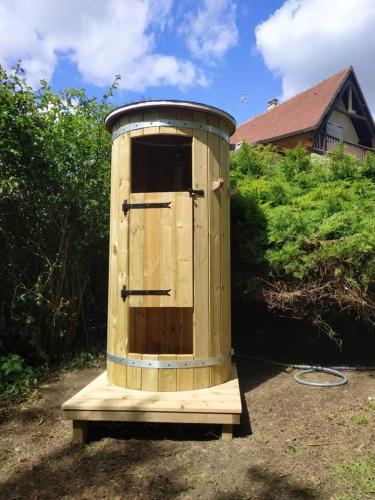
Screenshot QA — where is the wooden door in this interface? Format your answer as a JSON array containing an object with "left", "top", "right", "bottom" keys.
[{"left": 128, "top": 192, "right": 193, "bottom": 307}]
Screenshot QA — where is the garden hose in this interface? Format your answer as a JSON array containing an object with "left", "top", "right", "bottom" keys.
[
  {"left": 293, "top": 367, "right": 348, "bottom": 387},
  {"left": 236, "top": 354, "right": 375, "bottom": 387}
]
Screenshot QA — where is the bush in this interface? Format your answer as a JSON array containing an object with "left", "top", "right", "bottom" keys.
[
  {"left": 0, "top": 354, "right": 37, "bottom": 397},
  {"left": 0, "top": 65, "right": 117, "bottom": 363},
  {"left": 230, "top": 142, "right": 375, "bottom": 335}
]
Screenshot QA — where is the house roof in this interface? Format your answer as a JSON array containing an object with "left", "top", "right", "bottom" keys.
[{"left": 231, "top": 67, "right": 352, "bottom": 145}]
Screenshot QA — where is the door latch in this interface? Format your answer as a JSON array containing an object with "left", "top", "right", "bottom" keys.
[{"left": 188, "top": 188, "right": 205, "bottom": 198}]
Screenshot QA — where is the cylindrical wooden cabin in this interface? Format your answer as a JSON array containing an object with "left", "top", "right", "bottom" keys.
[{"left": 105, "top": 101, "right": 236, "bottom": 391}]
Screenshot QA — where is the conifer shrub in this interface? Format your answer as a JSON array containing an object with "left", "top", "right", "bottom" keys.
[{"left": 230, "top": 142, "right": 375, "bottom": 336}]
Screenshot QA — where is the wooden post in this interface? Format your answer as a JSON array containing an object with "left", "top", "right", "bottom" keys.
[
  {"left": 221, "top": 424, "right": 233, "bottom": 441},
  {"left": 72, "top": 420, "right": 88, "bottom": 446}
]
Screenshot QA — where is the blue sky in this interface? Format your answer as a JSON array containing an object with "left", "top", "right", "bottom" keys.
[
  {"left": 1, "top": 0, "right": 374, "bottom": 125},
  {"left": 49, "top": 1, "right": 285, "bottom": 124}
]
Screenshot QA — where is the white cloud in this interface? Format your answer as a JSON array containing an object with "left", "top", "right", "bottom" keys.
[
  {"left": 180, "top": 0, "right": 239, "bottom": 61},
  {"left": 0, "top": 0, "right": 208, "bottom": 91},
  {"left": 255, "top": 0, "right": 375, "bottom": 112}
]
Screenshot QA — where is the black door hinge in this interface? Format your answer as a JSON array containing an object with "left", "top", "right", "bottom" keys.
[
  {"left": 121, "top": 285, "right": 171, "bottom": 302},
  {"left": 122, "top": 200, "right": 171, "bottom": 215}
]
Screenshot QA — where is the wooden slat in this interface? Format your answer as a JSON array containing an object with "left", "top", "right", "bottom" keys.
[
  {"left": 133, "top": 307, "right": 146, "bottom": 353},
  {"left": 107, "top": 138, "right": 120, "bottom": 358},
  {"left": 159, "top": 307, "right": 173, "bottom": 354},
  {"left": 143, "top": 194, "right": 161, "bottom": 307},
  {"left": 176, "top": 109, "right": 193, "bottom": 136},
  {"left": 159, "top": 108, "right": 177, "bottom": 135},
  {"left": 219, "top": 129, "right": 232, "bottom": 383},
  {"left": 141, "top": 354, "right": 159, "bottom": 391},
  {"left": 158, "top": 354, "right": 177, "bottom": 391},
  {"left": 160, "top": 192, "right": 176, "bottom": 306},
  {"left": 148, "top": 306, "right": 160, "bottom": 353},
  {"left": 177, "top": 355, "right": 194, "bottom": 390},
  {"left": 65, "top": 411, "right": 239, "bottom": 425},
  {"left": 192, "top": 112, "right": 210, "bottom": 389},
  {"left": 142, "top": 108, "right": 159, "bottom": 136},
  {"left": 128, "top": 193, "right": 144, "bottom": 307},
  {"left": 117, "top": 132, "right": 131, "bottom": 360},
  {"left": 208, "top": 116, "right": 222, "bottom": 387},
  {"left": 127, "top": 353, "right": 142, "bottom": 390},
  {"left": 182, "top": 308, "right": 193, "bottom": 354},
  {"left": 175, "top": 192, "right": 193, "bottom": 307},
  {"left": 129, "top": 112, "right": 144, "bottom": 137},
  {"left": 107, "top": 127, "right": 131, "bottom": 387}
]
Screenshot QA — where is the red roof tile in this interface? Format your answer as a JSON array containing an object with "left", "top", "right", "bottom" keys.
[{"left": 231, "top": 68, "right": 351, "bottom": 145}]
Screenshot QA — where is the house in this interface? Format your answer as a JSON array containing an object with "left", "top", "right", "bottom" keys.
[{"left": 231, "top": 67, "right": 375, "bottom": 161}]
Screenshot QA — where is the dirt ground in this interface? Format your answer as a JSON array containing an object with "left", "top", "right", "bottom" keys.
[{"left": 0, "top": 359, "right": 374, "bottom": 499}]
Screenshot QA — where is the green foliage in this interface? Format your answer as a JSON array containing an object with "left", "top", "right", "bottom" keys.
[
  {"left": 0, "top": 65, "right": 117, "bottom": 363},
  {"left": 351, "top": 414, "right": 370, "bottom": 426},
  {"left": 230, "top": 141, "right": 375, "bottom": 328},
  {"left": 333, "top": 455, "right": 375, "bottom": 499},
  {"left": 59, "top": 351, "right": 101, "bottom": 371},
  {"left": 0, "top": 354, "right": 37, "bottom": 397}
]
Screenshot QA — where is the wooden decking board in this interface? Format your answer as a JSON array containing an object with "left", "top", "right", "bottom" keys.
[
  {"left": 64, "top": 411, "right": 240, "bottom": 425},
  {"left": 62, "top": 366, "right": 241, "bottom": 418}
]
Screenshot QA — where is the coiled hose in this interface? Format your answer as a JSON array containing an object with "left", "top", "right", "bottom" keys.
[{"left": 237, "top": 354, "right": 375, "bottom": 387}]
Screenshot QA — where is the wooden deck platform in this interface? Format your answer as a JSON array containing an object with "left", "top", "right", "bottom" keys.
[{"left": 62, "top": 366, "right": 242, "bottom": 444}]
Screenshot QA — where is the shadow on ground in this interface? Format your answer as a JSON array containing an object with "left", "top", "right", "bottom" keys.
[{"left": 0, "top": 436, "right": 321, "bottom": 499}]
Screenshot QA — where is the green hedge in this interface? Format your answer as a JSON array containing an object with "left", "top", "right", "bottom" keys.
[
  {"left": 230, "top": 141, "right": 375, "bottom": 335},
  {"left": 0, "top": 66, "right": 116, "bottom": 363}
]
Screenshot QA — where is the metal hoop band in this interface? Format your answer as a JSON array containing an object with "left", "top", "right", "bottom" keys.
[
  {"left": 107, "top": 351, "right": 231, "bottom": 369},
  {"left": 112, "top": 119, "right": 230, "bottom": 143}
]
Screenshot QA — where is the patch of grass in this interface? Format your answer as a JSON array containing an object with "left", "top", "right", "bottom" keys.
[
  {"left": 332, "top": 455, "right": 375, "bottom": 499},
  {"left": 367, "top": 400, "right": 375, "bottom": 410},
  {"left": 351, "top": 414, "right": 370, "bottom": 426}
]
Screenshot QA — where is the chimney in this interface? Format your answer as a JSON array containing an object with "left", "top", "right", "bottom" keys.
[{"left": 267, "top": 98, "right": 279, "bottom": 110}]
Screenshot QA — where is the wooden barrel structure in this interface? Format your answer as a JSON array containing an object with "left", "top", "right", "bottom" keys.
[{"left": 105, "top": 100, "right": 236, "bottom": 392}]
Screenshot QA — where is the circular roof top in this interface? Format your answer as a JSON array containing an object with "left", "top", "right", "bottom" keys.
[{"left": 105, "top": 100, "right": 236, "bottom": 135}]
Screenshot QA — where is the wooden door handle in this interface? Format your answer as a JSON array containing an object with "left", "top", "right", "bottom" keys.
[{"left": 212, "top": 178, "right": 224, "bottom": 191}]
